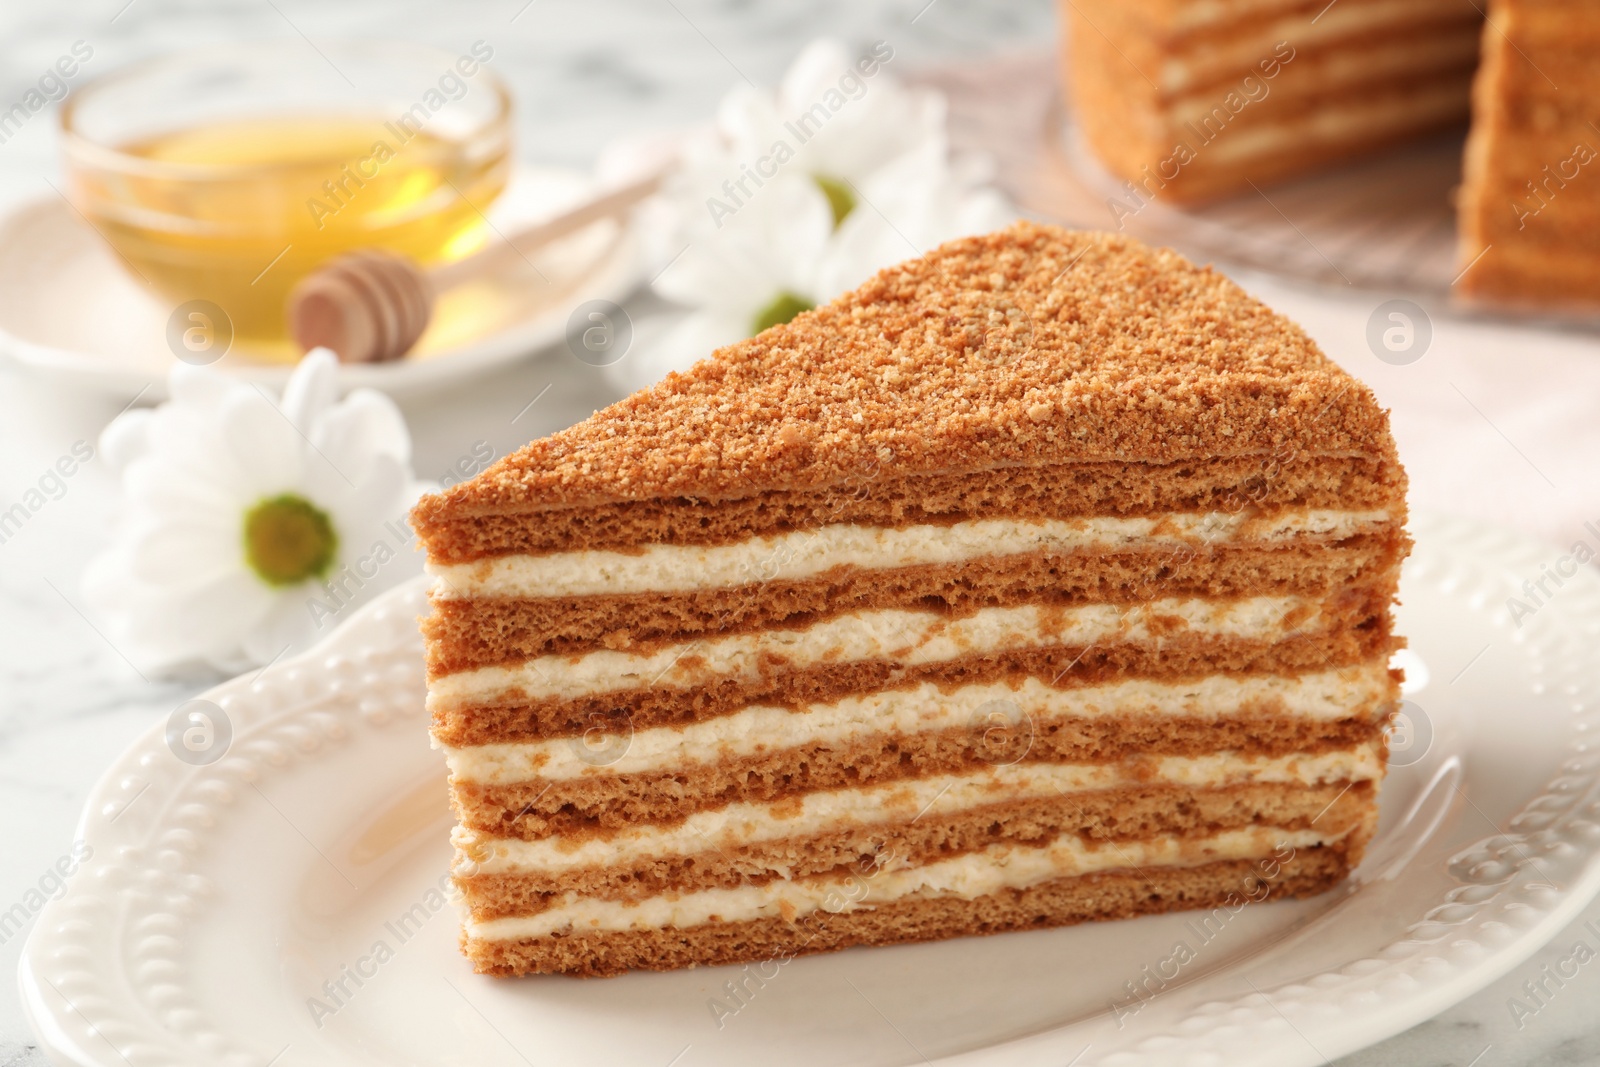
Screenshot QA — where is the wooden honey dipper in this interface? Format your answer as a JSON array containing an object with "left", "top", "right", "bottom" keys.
[{"left": 287, "top": 170, "right": 664, "bottom": 363}]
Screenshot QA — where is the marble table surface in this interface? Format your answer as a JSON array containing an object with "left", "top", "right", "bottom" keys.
[{"left": 3, "top": 2, "right": 1599, "bottom": 1065}]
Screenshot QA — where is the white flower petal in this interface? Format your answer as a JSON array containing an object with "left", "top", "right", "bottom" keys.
[
  {"left": 99, "top": 408, "right": 154, "bottom": 475},
  {"left": 84, "top": 557, "right": 274, "bottom": 673},
  {"left": 715, "top": 83, "right": 785, "bottom": 157},
  {"left": 777, "top": 40, "right": 855, "bottom": 115},
  {"left": 770, "top": 41, "right": 944, "bottom": 185},
  {"left": 609, "top": 309, "right": 752, "bottom": 393},
  {"left": 136, "top": 569, "right": 276, "bottom": 667},
  {"left": 816, "top": 213, "right": 920, "bottom": 298},
  {"left": 653, "top": 174, "right": 833, "bottom": 314},
  {"left": 140, "top": 406, "right": 245, "bottom": 495},
  {"left": 324, "top": 455, "right": 409, "bottom": 545},
  {"left": 124, "top": 514, "right": 243, "bottom": 588},
  {"left": 312, "top": 388, "right": 412, "bottom": 482},
  {"left": 299, "top": 463, "right": 370, "bottom": 530},
  {"left": 84, "top": 337, "right": 424, "bottom": 675},
  {"left": 218, "top": 389, "right": 307, "bottom": 497},
  {"left": 281, "top": 348, "right": 340, "bottom": 434},
  {"left": 832, "top": 144, "right": 1018, "bottom": 284}
]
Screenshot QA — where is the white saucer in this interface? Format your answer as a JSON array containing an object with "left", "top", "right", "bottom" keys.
[
  {"left": 21, "top": 512, "right": 1600, "bottom": 1067},
  {"left": 0, "top": 167, "right": 646, "bottom": 401}
]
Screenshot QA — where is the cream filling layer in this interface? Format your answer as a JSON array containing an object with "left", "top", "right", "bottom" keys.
[
  {"left": 427, "top": 594, "right": 1323, "bottom": 709},
  {"left": 1159, "top": 0, "right": 1477, "bottom": 90},
  {"left": 1162, "top": 0, "right": 1468, "bottom": 35},
  {"left": 1167, "top": 78, "right": 1474, "bottom": 168},
  {"left": 1167, "top": 34, "right": 1478, "bottom": 115},
  {"left": 429, "top": 509, "right": 1392, "bottom": 600},
  {"left": 454, "top": 743, "right": 1383, "bottom": 875},
  {"left": 464, "top": 824, "right": 1355, "bottom": 940},
  {"left": 444, "top": 661, "right": 1394, "bottom": 784}
]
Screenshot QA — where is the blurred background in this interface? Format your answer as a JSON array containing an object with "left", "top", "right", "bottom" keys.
[{"left": 1, "top": 2, "right": 1597, "bottom": 1065}]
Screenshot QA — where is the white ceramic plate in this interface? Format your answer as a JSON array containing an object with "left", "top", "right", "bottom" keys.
[
  {"left": 0, "top": 166, "right": 646, "bottom": 401},
  {"left": 21, "top": 512, "right": 1600, "bottom": 1067}
]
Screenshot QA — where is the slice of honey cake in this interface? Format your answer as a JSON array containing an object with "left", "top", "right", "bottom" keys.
[{"left": 411, "top": 222, "right": 1408, "bottom": 978}]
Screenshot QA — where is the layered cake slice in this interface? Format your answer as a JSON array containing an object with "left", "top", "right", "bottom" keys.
[
  {"left": 411, "top": 222, "right": 1409, "bottom": 977},
  {"left": 1064, "top": 0, "right": 1482, "bottom": 202},
  {"left": 1456, "top": 0, "right": 1600, "bottom": 308}
]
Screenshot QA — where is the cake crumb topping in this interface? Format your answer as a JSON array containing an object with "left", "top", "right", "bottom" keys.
[{"left": 415, "top": 222, "right": 1393, "bottom": 523}]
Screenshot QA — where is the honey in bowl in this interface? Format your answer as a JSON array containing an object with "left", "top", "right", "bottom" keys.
[
  {"left": 61, "top": 42, "right": 512, "bottom": 361},
  {"left": 99, "top": 116, "right": 506, "bottom": 355}
]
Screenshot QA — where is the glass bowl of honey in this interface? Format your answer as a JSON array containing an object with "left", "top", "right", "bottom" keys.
[{"left": 61, "top": 40, "right": 512, "bottom": 361}]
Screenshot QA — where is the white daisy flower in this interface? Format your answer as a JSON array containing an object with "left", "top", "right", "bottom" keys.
[
  {"left": 632, "top": 174, "right": 836, "bottom": 386},
  {"left": 816, "top": 140, "right": 1018, "bottom": 297},
  {"left": 83, "top": 350, "right": 430, "bottom": 674},
  {"left": 609, "top": 38, "right": 1017, "bottom": 394},
  {"left": 704, "top": 38, "right": 946, "bottom": 230}
]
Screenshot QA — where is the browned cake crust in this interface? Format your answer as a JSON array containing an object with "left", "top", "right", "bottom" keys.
[
  {"left": 464, "top": 845, "right": 1360, "bottom": 978},
  {"left": 458, "top": 781, "right": 1374, "bottom": 919},
  {"left": 420, "top": 453, "right": 1402, "bottom": 563},
  {"left": 411, "top": 224, "right": 1398, "bottom": 536}
]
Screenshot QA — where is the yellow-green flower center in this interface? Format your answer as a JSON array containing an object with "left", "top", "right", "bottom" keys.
[
  {"left": 243, "top": 494, "right": 338, "bottom": 587},
  {"left": 751, "top": 291, "right": 815, "bottom": 335},
  {"left": 813, "top": 174, "right": 856, "bottom": 227}
]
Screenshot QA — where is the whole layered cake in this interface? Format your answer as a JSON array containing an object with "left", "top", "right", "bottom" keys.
[
  {"left": 1062, "top": 0, "right": 1482, "bottom": 203},
  {"left": 1062, "top": 0, "right": 1600, "bottom": 309},
  {"left": 1457, "top": 0, "right": 1600, "bottom": 308},
  {"left": 411, "top": 222, "right": 1409, "bottom": 977}
]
